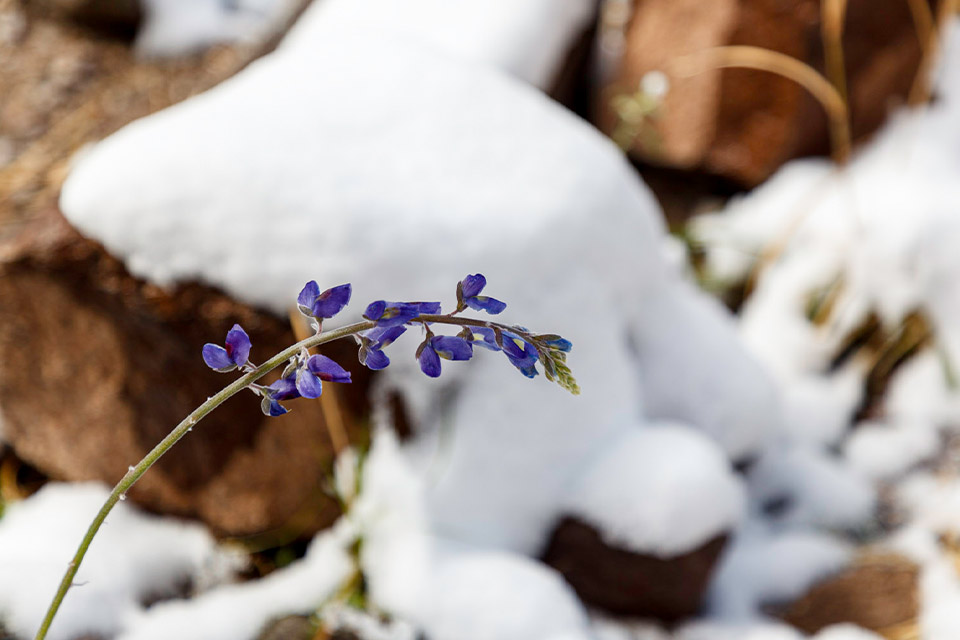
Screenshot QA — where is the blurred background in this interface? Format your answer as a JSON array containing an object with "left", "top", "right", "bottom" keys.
[{"left": 2, "top": 1, "right": 960, "bottom": 639}]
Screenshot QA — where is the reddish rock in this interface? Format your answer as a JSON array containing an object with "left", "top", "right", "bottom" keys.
[
  {"left": 601, "top": 0, "right": 932, "bottom": 185},
  {"left": 0, "top": 207, "right": 374, "bottom": 536},
  {"left": 542, "top": 516, "right": 728, "bottom": 621},
  {"left": 772, "top": 553, "right": 919, "bottom": 634}
]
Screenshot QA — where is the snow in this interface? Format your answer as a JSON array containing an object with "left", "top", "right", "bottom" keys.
[
  {"left": 417, "top": 546, "right": 591, "bottom": 640},
  {"left": 135, "top": 0, "right": 299, "bottom": 57},
  {"left": 0, "top": 483, "right": 233, "bottom": 640},
  {"left": 708, "top": 525, "right": 852, "bottom": 619},
  {"left": 745, "top": 445, "right": 876, "bottom": 531},
  {"left": 283, "top": 0, "right": 596, "bottom": 89},
  {"left": 59, "top": 17, "right": 777, "bottom": 560},
  {"left": 118, "top": 529, "right": 353, "bottom": 640},
  {"left": 843, "top": 418, "right": 940, "bottom": 481},
  {"left": 564, "top": 424, "right": 745, "bottom": 556},
  {"left": 138, "top": 0, "right": 594, "bottom": 91}
]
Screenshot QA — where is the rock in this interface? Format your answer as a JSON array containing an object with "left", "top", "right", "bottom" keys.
[
  {"left": 0, "top": 207, "right": 372, "bottom": 536},
  {"left": 543, "top": 516, "right": 728, "bottom": 620},
  {"left": 601, "top": 0, "right": 931, "bottom": 185},
  {"left": 771, "top": 553, "right": 919, "bottom": 635},
  {"left": 24, "top": 0, "right": 142, "bottom": 40}
]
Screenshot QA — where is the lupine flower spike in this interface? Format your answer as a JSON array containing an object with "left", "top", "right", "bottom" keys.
[{"left": 35, "top": 273, "right": 579, "bottom": 640}]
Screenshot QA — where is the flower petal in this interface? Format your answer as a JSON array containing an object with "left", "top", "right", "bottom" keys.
[
  {"left": 296, "top": 368, "right": 323, "bottom": 399},
  {"left": 266, "top": 373, "right": 300, "bottom": 401},
  {"left": 307, "top": 354, "right": 352, "bottom": 383},
  {"left": 262, "top": 396, "right": 288, "bottom": 417},
  {"left": 202, "top": 344, "right": 235, "bottom": 371},
  {"left": 225, "top": 324, "right": 251, "bottom": 366},
  {"left": 418, "top": 346, "right": 442, "bottom": 378},
  {"left": 460, "top": 274, "right": 486, "bottom": 298},
  {"left": 297, "top": 280, "right": 320, "bottom": 312},
  {"left": 311, "top": 283, "right": 352, "bottom": 319},
  {"left": 361, "top": 347, "right": 391, "bottom": 370},
  {"left": 364, "top": 325, "right": 406, "bottom": 348},
  {"left": 470, "top": 327, "right": 500, "bottom": 351},
  {"left": 465, "top": 295, "right": 506, "bottom": 315},
  {"left": 363, "top": 300, "right": 387, "bottom": 322},
  {"left": 431, "top": 336, "right": 473, "bottom": 361}
]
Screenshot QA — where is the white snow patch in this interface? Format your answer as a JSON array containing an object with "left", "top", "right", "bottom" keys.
[
  {"left": 812, "top": 626, "right": 884, "bottom": 640},
  {"left": 844, "top": 418, "right": 940, "bottom": 481},
  {"left": 136, "top": 0, "right": 299, "bottom": 57},
  {"left": 283, "top": 0, "right": 596, "bottom": 89},
  {"left": 118, "top": 529, "right": 353, "bottom": 640},
  {"left": 417, "top": 546, "right": 590, "bottom": 640},
  {"left": 0, "top": 483, "right": 228, "bottom": 640},
  {"left": 708, "top": 525, "right": 852, "bottom": 619},
  {"left": 746, "top": 445, "right": 876, "bottom": 531},
  {"left": 676, "top": 620, "right": 803, "bottom": 640},
  {"left": 565, "top": 424, "right": 745, "bottom": 556}
]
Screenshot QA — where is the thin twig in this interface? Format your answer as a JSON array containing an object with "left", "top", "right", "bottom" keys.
[
  {"left": 670, "top": 45, "right": 852, "bottom": 164},
  {"left": 821, "top": 0, "right": 849, "bottom": 104}
]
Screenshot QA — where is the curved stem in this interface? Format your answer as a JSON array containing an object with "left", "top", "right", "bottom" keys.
[
  {"left": 35, "top": 320, "right": 374, "bottom": 640},
  {"left": 821, "top": 0, "right": 848, "bottom": 103},
  {"left": 35, "top": 310, "right": 551, "bottom": 639},
  {"left": 670, "top": 45, "right": 851, "bottom": 165}
]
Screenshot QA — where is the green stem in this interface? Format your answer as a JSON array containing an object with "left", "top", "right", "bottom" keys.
[
  {"left": 35, "top": 311, "right": 539, "bottom": 639},
  {"left": 35, "top": 320, "right": 375, "bottom": 640}
]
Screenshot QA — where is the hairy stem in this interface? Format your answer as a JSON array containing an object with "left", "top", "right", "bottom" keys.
[{"left": 35, "top": 320, "right": 374, "bottom": 640}]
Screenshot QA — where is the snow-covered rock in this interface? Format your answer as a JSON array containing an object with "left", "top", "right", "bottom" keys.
[
  {"left": 417, "top": 546, "right": 591, "bottom": 640},
  {"left": 0, "top": 483, "right": 234, "bottom": 640},
  {"left": 708, "top": 525, "right": 852, "bottom": 619},
  {"left": 283, "top": 0, "right": 596, "bottom": 89},
  {"left": 60, "top": 20, "right": 777, "bottom": 556},
  {"left": 746, "top": 445, "right": 876, "bottom": 531},
  {"left": 138, "top": 0, "right": 594, "bottom": 91},
  {"left": 136, "top": 0, "right": 299, "bottom": 57},
  {"left": 564, "top": 424, "right": 745, "bottom": 556},
  {"left": 118, "top": 529, "right": 353, "bottom": 640}
]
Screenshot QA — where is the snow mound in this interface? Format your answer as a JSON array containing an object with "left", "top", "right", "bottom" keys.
[
  {"left": 118, "top": 529, "right": 353, "bottom": 640},
  {"left": 283, "top": 0, "right": 595, "bottom": 89},
  {"left": 565, "top": 424, "right": 745, "bottom": 556},
  {"left": 60, "top": 21, "right": 777, "bottom": 555},
  {"left": 708, "top": 526, "right": 852, "bottom": 619},
  {"left": 418, "top": 547, "right": 590, "bottom": 640},
  {"left": 136, "top": 0, "right": 299, "bottom": 57},
  {"left": 0, "top": 483, "right": 230, "bottom": 640},
  {"left": 746, "top": 445, "right": 876, "bottom": 531}
]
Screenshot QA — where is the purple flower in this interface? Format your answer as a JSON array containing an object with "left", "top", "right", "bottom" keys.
[
  {"left": 295, "top": 354, "right": 352, "bottom": 399},
  {"left": 458, "top": 274, "right": 506, "bottom": 314},
  {"left": 358, "top": 325, "right": 406, "bottom": 370},
  {"left": 418, "top": 335, "right": 473, "bottom": 378},
  {"left": 202, "top": 324, "right": 252, "bottom": 372},
  {"left": 501, "top": 332, "right": 539, "bottom": 378},
  {"left": 298, "top": 282, "right": 352, "bottom": 320},
  {"left": 469, "top": 326, "right": 501, "bottom": 351},
  {"left": 363, "top": 300, "right": 441, "bottom": 327},
  {"left": 260, "top": 372, "right": 299, "bottom": 416}
]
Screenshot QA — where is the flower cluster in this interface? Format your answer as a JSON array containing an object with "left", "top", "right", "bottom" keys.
[{"left": 201, "top": 274, "right": 578, "bottom": 416}]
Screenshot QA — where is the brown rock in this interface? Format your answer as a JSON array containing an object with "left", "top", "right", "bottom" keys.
[
  {"left": 772, "top": 553, "right": 919, "bottom": 635},
  {"left": 0, "top": 207, "right": 374, "bottom": 536},
  {"left": 542, "top": 516, "right": 728, "bottom": 621},
  {"left": 601, "top": 0, "right": 931, "bottom": 185}
]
